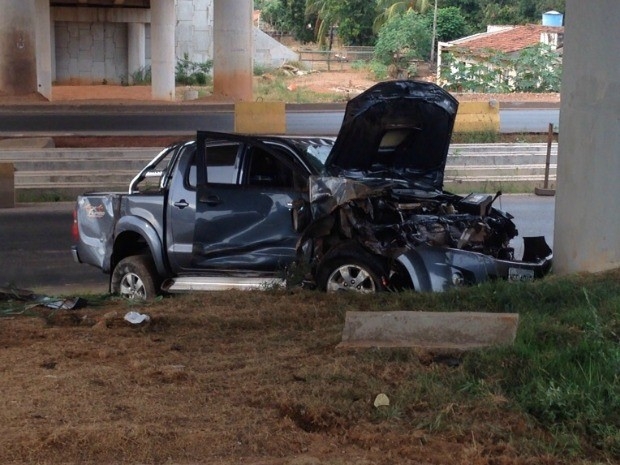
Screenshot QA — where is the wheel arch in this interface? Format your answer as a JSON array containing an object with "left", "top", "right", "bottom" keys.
[{"left": 112, "top": 216, "right": 168, "bottom": 277}]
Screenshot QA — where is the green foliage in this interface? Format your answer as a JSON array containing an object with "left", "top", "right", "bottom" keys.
[
  {"left": 456, "top": 277, "right": 620, "bottom": 457},
  {"left": 332, "top": 0, "right": 376, "bottom": 45},
  {"left": 306, "top": 0, "right": 376, "bottom": 47},
  {"left": 374, "top": 11, "right": 432, "bottom": 65},
  {"left": 175, "top": 53, "right": 213, "bottom": 86},
  {"left": 439, "top": 0, "right": 566, "bottom": 32},
  {"left": 260, "top": 0, "right": 315, "bottom": 43},
  {"left": 374, "top": 0, "right": 431, "bottom": 33},
  {"left": 434, "top": 6, "right": 470, "bottom": 42},
  {"left": 368, "top": 60, "right": 389, "bottom": 80},
  {"left": 513, "top": 43, "right": 562, "bottom": 92},
  {"left": 440, "top": 43, "right": 561, "bottom": 93},
  {"left": 126, "top": 65, "right": 151, "bottom": 85}
]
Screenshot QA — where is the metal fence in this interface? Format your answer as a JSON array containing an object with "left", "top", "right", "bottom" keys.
[{"left": 297, "top": 46, "right": 375, "bottom": 71}]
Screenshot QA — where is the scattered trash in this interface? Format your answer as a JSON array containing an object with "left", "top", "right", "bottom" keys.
[
  {"left": 374, "top": 393, "right": 390, "bottom": 408},
  {"left": 124, "top": 311, "right": 151, "bottom": 325},
  {"left": 0, "top": 285, "right": 87, "bottom": 315}
]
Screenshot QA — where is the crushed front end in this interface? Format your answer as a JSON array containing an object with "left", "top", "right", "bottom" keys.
[{"left": 297, "top": 177, "right": 552, "bottom": 292}]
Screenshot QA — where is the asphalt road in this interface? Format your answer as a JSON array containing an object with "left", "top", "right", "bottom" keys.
[
  {"left": 0, "top": 106, "right": 559, "bottom": 136},
  {"left": 0, "top": 194, "right": 555, "bottom": 296}
]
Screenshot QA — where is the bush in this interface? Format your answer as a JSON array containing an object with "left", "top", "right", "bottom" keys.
[
  {"left": 175, "top": 53, "right": 213, "bottom": 86},
  {"left": 440, "top": 43, "right": 562, "bottom": 93},
  {"left": 374, "top": 11, "right": 432, "bottom": 65}
]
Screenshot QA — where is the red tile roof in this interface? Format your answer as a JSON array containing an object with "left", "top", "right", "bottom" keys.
[{"left": 450, "top": 25, "right": 564, "bottom": 53}]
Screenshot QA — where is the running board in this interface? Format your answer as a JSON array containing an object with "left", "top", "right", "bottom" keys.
[{"left": 162, "top": 276, "right": 285, "bottom": 292}]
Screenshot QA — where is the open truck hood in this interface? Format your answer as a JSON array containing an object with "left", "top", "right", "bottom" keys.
[{"left": 325, "top": 80, "right": 459, "bottom": 190}]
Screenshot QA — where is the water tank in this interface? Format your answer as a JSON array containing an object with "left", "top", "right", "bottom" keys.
[{"left": 542, "top": 10, "right": 564, "bottom": 27}]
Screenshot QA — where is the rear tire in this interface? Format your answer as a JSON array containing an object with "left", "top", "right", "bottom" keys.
[
  {"left": 316, "top": 246, "right": 387, "bottom": 293},
  {"left": 111, "top": 255, "right": 159, "bottom": 300}
]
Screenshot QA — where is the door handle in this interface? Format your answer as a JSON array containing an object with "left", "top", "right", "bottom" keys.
[
  {"left": 199, "top": 194, "right": 222, "bottom": 206},
  {"left": 173, "top": 199, "right": 189, "bottom": 209}
]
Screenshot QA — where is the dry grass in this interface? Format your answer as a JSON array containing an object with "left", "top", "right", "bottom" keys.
[{"left": 0, "top": 288, "right": 580, "bottom": 465}]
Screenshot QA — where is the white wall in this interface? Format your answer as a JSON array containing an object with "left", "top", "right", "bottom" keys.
[
  {"left": 55, "top": 22, "right": 127, "bottom": 84},
  {"left": 51, "top": 0, "right": 296, "bottom": 84}
]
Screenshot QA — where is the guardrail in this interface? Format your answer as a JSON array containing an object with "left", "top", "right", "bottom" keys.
[{"left": 0, "top": 143, "right": 557, "bottom": 201}]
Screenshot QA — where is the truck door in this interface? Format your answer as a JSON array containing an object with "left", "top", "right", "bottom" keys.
[
  {"left": 192, "top": 134, "right": 308, "bottom": 273},
  {"left": 166, "top": 143, "right": 198, "bottom": 271}
]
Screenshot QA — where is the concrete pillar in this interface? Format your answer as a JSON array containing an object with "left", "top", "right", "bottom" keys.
[
  {"left": 34, "top": 0, "right": 52, "bottom": 100},
  {"left": 150, "top": 0, "right": 175, "bottom": 100},
  {"left": 213, "top": 0, "right": 253, "bottom": 101},
  {"left": 554, "top": 0, "right": 620, "bottom": 274},
  {"left": 128, "top": 22, "right": 146, "bottom": 85},
  {"left": 0, "top": 0, "right": 37, "bottom": 95}
]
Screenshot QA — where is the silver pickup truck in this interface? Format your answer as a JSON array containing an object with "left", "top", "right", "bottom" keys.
[{"left": 71, "top": 80, "right": 552, "bottom": 299}]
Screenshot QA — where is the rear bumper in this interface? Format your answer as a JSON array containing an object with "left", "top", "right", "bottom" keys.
[{"left": 71, "top": 245, "right": 81, "bottom": 264}]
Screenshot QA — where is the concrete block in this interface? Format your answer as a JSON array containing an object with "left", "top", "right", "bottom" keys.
[
  {"left": 194, "top": 11, "right": 209, "bottom": 30},
  {"left": 193, "top": 30, "right": 211, "bottom": 51},
  {"left": 454, "top": 101, "right": 500, "bottom": 133},
  {"left": 235, "top": 102, "right": 286, "bottom": 134},
  {"left": 0, "top": 163, "right": 15, "bottom": 208},
  {"left": 177, "top": 1, "right": 195, "bottom": 21},
  {"left": 338, "top": 311, "right": 519, "bottom": 350}
]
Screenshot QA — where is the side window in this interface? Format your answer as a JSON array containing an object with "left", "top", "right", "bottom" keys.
[
  {"left": 187, "top": 153, "right": 197, "bottom": 189},
  {"left": 247, "top": 147, "right": 307, "bottom": 190},
  {"left": 206, "top": 143, "right": 240, "bottom": 184}
]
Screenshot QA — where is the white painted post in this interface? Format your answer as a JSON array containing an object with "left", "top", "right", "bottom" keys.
[
  {"left": 128, "top": 22, "right": 146, "bottom": 85},
  {"left": 150, "top": 0, "right": 176, "bottom": 101},
  {"left": 554, "top": 0, "right": 620, "bottom": 274},
  {"left": 35, "top": 0, "right": 52, "bottom": 100},
  {"left": 0, "top": 0, "right": 37, "bottom": 95},
  {"left": 213, "top": 0, "right": 253, "bottom": 101}
]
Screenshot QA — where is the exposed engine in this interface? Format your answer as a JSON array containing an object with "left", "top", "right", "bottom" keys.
[{"left": 342, "top": 190, "right": 518, "bottom": 260}]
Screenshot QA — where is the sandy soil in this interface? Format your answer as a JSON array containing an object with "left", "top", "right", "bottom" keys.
[
  {"left": 0, "top": 69, "right": 560, "bottom": 105},
  {"left": 0, "top": 290, "right": 578, "bottom": 465}
]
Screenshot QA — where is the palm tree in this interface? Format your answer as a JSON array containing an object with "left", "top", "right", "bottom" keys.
[
  {"left": 373, "top": 0, "right": 430, "bottom": 32},
  {"left": 306, "top": 0, "right": 335, "bottom": 49}
]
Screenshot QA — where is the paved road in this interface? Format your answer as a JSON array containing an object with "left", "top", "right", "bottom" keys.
[
  {"left": 0, "top": 105, "right": 559, "bottom": 136},
  {"left": 0, "top": 194, "right": 555, "bottom": 296},
  {"left": 0, "top": 202, "right": 107, "bottom": 295}
]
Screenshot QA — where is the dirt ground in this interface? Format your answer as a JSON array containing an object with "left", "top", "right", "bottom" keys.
[
  {"left": 0, "top": 290, "right": 576, "bottom": 465},
  {"left": 0, "top": 69, "right": 560, "bottom": 105}
]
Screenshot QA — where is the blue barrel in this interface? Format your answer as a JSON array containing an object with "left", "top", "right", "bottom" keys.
[{"left": 542, "top": 10, "right": 563, "bottom": 26}]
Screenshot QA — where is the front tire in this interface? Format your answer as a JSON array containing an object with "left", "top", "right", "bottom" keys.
[
  {"left": 111, "top": 255, "right": 159, "bottom": 300},
  {"left": 317, "top": 246, "right": 387, "bottom": 293}
]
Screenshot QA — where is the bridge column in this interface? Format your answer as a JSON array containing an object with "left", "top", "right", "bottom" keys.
[
  {"left": 0, "top": 0, "right": 37, "bottom": 95},
  {"left": 151, "top": 0, "right": 176, "bottom": 100},
  {"left": 128, "top": 22, "right": 146, "bottom": 85},
  {"left": 554, "top": 0, "right": 620, "bottom": 274},
  {"left": 35, "top": 0, "right": 52, "bottom": 100},
  {"left": 213, "top": 0, "right": 253, "bottom": 101}
]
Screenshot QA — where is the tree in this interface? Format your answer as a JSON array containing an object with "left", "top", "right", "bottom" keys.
[
  {"left": 434, "top": 6, "right": 469, "bottom": 42},
  {"left": 374, "top": 0, "right": 430, "bottom": 32},
  {"left": 438, "top": 0, "right": 566, "bottom": 33},
  {"left": 259, "top": 0, "right": 315, "bottom": 43},
  {"left": 334, "top": 1, "right": 376, "bottom": 45},
  {"left": 306, "top": 0, "right": 376, "bottom": 48},
  {"left": 374, "top": 11, "right": 432, "bottom": 65}
]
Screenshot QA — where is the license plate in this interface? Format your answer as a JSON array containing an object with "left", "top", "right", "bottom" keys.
[{"left": 508, "top": 268, "right": 535, "bottom": 283}]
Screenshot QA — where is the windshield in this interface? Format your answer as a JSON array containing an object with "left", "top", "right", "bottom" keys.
[{"left": 289, "top": 138, "right": 334, "bottom": 173}]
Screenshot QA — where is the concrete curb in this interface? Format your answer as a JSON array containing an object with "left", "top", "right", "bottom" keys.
[{"left": 338, "top": 311, "right": 519, "bottom": 350}]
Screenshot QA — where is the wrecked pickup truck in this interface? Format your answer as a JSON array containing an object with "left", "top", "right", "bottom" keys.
[{"left": 72, "top": 80, "right": 552, "bottom": 299}]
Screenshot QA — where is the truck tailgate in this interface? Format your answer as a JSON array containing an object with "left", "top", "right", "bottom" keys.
[{"left": 74, "top": 193, "right": 123, "bottom": 272}]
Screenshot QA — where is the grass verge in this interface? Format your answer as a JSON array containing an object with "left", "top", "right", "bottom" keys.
[{"left": 1, "top": 269, "right": 618, "bottom": 463}]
